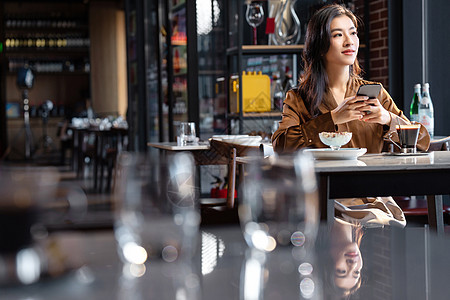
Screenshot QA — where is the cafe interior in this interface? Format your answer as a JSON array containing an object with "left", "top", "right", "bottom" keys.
[{"left": 1, "top": 0, "right": 450, "bottom": 298}]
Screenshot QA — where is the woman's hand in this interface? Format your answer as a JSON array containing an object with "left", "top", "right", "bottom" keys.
[
  {"left": 331, "top": 95, "right": 369, "bottom": 125},
  {"left": 358, "top": 98, "right": 391, "bottom": 125}
]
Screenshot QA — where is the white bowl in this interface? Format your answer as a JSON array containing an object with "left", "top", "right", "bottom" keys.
[{"left": 319, "top": 132, "right": 352, "bottom": 150}]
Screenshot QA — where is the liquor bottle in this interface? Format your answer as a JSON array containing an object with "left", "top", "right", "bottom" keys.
[
  {"left": 418, "top": 82, "right": 434, "bottom": 138},
  {"left": 282, "top": 69, "right": 295, "bottom": 95},
  {"left": 410, "top": 83, "right": 421, "bottom": 122},
  {"left": 271, "top": 72, "right": 284, "bottom": 111}
]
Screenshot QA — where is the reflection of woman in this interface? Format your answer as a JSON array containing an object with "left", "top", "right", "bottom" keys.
[
  {"left": 318, "top": 218, "right": 364, "bottom": 299},
  {"left": 271, "top": 4, "right": 431, "bottom": 227}
]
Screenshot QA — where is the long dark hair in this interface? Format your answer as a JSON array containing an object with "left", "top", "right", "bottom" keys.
[
  {"left": 299, "top": 4, "right": 362, "bottom": 117},
  {"left": 316, "top": 220, "right": 365, "bottom": 299}
]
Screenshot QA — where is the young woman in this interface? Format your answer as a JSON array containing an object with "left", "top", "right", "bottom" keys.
[
  {"left": 272, "top": 4, "right": 429, "bottom": 154},
  {"left": 272, "top": 4, "right": 430, "bottom": 227}
]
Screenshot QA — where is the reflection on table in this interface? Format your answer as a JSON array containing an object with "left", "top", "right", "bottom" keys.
[{"left": 2, "top": 224, "right": 450, "bottom": 299}]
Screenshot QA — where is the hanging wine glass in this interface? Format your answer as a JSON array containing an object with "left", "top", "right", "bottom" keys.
[{"left": 245, "top": 1, "right": 264, "bottom": 45}]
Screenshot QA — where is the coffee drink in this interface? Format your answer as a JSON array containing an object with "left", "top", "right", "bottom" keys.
[{"left": 396, "top": 124, "right": 420, "bottom": 153}]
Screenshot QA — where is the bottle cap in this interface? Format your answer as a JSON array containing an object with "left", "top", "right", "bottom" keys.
[{"left": 414, "top": 83, "right": 421, "bottom": 89}]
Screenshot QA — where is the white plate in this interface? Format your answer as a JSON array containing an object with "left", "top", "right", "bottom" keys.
[
  {"left": 212, "top": 135, "right": 262, "bottom": 146},
  {"left": 304, "top": 148, "right": 367, "bottom": 160}
]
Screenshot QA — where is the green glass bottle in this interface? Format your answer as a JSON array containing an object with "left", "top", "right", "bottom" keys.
[{"left": 410, "top": 83, "right": 421, "bottom": 122}]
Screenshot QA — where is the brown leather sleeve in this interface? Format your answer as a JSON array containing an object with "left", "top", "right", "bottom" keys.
[{"left": 272, "top": 91, "right": 336, "bottom": 153}]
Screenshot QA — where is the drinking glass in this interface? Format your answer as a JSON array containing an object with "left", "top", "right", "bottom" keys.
[
  {"left": 0, "top": 166, "right": 60, "bottom": 285},
  {"left": 239, "top": 152, "right": 319, "bottom": 252},
  {"left": 389, "top": 123, "right": 421, "bottom": 153},
  {"left": 245, "top": 2, "right": 264, "bottom": 45},
  {"left": 179, "top": 122, "right": 197, "bottom": 146},
  {"left": 239, "top": 151, "right": 320, "bottom": 298},
  {"left": 114, "top": 151, "right": 201, "bottom": 298}
]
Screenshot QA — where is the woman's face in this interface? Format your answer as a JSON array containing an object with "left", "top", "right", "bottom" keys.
[
  {"left": 324, "top": 15, "right": 359, "bottom": 68},
  {"left": 331, "top": 241, "right": 363, "bottom": 290}
]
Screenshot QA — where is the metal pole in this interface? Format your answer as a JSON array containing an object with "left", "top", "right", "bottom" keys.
[{"left": 421, "top": 0, "right": 428, "bottom": 83}]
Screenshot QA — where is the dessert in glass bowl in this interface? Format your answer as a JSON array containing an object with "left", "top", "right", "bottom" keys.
[{"left": 319, "top": 132, "right": 352, "bottom": 150}]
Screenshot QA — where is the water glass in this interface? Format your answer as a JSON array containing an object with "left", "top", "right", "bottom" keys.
[
  {"left": 114, "top": 152, "right": 201, "bottom": 299},
  {"left": 0, "top": 166, "right": 60, "bottom": 285},
  {"left": 114, "top": 151, "right": 200, "bottom": 262},
  {"left": 239, "top": 151, "right": 320, "bottom": 299},
  {"left": 179, "top": 122, "right": 197, "bottom": 146},
  {"left": 239, "top": 152, "right": 319, "bottom": 252},
  {"left": 0, "top": 167, "right": 59, "bottom": 253}
]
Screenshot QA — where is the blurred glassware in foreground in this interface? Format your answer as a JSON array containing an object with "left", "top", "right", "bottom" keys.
[
  {"left": 114, "top": 151, "right": 201, "bottom": 298},
  {"left": 0, "top": 166, "right": 60, "bottom": 285},
  {"left": 239, "top": 151, "right": 319, "bottom": 299},
  {"left": 239, "top": 151, "right": 318, "bottom": 253}
]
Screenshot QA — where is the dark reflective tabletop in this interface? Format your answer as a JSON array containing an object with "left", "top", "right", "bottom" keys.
[{"left": 2, "top": 222, "right": 450, "bottom": 300}]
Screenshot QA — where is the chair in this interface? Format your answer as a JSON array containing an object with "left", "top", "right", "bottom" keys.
[
  {"left": 93, "top": 127, "right": 129, "bottom": 193},
  {"left": 397, "top": 136, "right": 450, "bottom": 222},
  {"left": 198, "top": 139, "right": 260, "bottom": 209},
  {"left": 259, "top": 142, "right": 274, "bottom": 157},
  {"left": 428, "top": 136, "right": 450, "bottom": 152}
]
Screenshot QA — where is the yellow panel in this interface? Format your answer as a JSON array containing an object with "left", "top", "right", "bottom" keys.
[{"left": 229, "top": 71, "right": 271, "bottom": 113}]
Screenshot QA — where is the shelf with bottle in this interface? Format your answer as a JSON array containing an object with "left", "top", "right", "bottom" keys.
[
  {"left": 4, "top": 36, "right": 90, "bottom": 52},
  {"left": 5, "top": 15, "right": 88, "bottom": 30},
  {"left": 7, "top": 58, "right": 90, "bottom": 75}
]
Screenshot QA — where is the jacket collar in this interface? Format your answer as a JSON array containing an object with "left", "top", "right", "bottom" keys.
[{"left": 318, "top": 76, "right": 359, "bottom": 114}]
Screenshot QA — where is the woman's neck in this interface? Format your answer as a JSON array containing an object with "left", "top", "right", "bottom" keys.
[
  {"left": 332, "top": 219, "right": 354, "bottom": 244},
  {"left": 326, "top": 65, "right": 350, "bottom": 100}
]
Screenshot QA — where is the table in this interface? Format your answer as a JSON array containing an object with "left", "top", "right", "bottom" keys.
[
  {"left": 237, "top": 151, "right": 450, "bottom": 234},
  {"left": 315, "top": 151, "right": 450, "bottom": 234},
  {"left": 2, "top": 225, "right": 450, "bottom": 299},
  {"left": 147, "top": 141, "right": 210, "bottom": 151}
]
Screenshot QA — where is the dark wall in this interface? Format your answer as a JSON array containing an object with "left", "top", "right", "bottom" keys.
[
  {"left": 402, "top": 0, "right": 450, "bottom": 136},
  {"left": 427, "top": 0, "right": 450, "bottom": 136}
]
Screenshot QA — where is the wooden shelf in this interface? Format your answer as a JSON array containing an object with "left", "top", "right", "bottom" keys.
[
  {"left": 198, "top": 70, "right": 225, "bottom": 76},
  {"left": 7, "top": 71, "right": 89, "bottom": 76},
  {"left": 5, "top": 48, "right": 89, "bottom": 55},
  {"left": 5, "top": 26, "right": 88, "bottom": 34},
  {"left": 229, "top": 112, "right": 282, "bottom": 119},
  {"left": 227, "top": 44, "right": 304, "bottom": 56},
  {"left": 227, "top": 44, "right": 365, "bottom": 56}
]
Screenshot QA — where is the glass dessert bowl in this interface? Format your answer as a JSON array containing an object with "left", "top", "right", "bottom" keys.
[{"left": 319, "top": 132, "right": 352, "bottom": 150}]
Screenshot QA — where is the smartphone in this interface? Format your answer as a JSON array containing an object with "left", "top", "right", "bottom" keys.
[
  {"left": 356, "top": 84, "right": 381, "bottom": 114},
  {"left": 357, "top": 84, "right": 381, "bottom": 99}
]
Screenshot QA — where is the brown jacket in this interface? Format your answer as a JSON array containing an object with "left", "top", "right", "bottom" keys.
[{"left": 272, "top": 77, "right": 430, "bottom": 153}]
